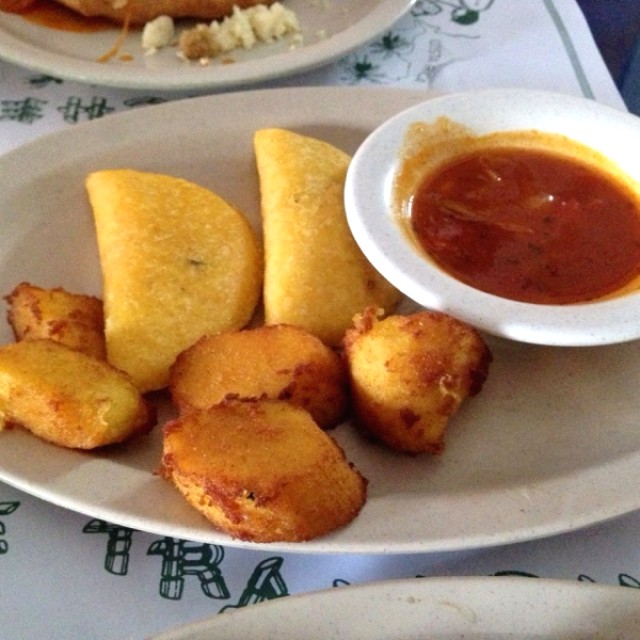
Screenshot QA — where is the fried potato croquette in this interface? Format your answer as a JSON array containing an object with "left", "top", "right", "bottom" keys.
[
  {"left": 86, "top": 169, "right": 262, "bottom": 393},
  {"left": 254, "top": 128, "right": 401, "bottom": 347},
  {"left": 161, "top": 399, "right": 367, "bottom": 542},
  {"left": 170, "top": 324, "right": 348, "bottom": 429},
  {"left": 5, "top": 282, "right": 106, "bottom": 360},
  {"left": 0, "top": 339, "right": 154, "bottom": 449},
  {"left": 344, "top": 308, "right": 492, "bottom": 454}
]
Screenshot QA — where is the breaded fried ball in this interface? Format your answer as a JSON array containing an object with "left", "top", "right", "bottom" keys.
[
  {"left": 161, "top": 399, "right": 367, "bottom": 542},
  {"left": 343, "top": 308, "right": 492, "bottom": 454},
  {"left": 170, "top": 324, "right": 349, "bottom": 429},
  {"left": 5, "top": 282, "right": 106, "bottom": 360}
]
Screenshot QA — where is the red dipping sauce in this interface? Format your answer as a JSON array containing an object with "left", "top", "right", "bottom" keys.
[{"left": 407, "top": 145, "right": 640, "bottom": 304}]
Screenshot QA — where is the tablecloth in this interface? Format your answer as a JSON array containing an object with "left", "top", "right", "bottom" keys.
[{"left": 0, "top": 2, "right": 638, "bottom": 638}]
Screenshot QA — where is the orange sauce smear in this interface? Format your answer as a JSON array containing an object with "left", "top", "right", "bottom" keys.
[{"left": 410, "top": 147, "right": 640, "bottom": 304}]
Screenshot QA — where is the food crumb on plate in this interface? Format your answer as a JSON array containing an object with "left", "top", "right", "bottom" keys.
[{"left": 141, "top": 15, "right": 176, "bottom": 53}]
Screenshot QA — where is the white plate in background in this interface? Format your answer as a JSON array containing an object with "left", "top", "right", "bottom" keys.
[
  {"left": 1, "top": 87, "right": 640, "bottom": 554},
  {"left": 151, "top": 577, "right": 640, "bottom": 639},
  {"left": 0, "top": 0, "right": 412, "bottom": 91}
]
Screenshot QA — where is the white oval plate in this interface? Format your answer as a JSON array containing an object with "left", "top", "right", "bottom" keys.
[
  {"left": 345, "top": 88, "right": 640, "bottom": 347},
  {"left": 1, "top": 87, "right": 640, "bottom": 554},
  {"left": 0, "top": 0, "right": 411, "bottom": 91},
  {"left": 151, "top": 577, "right": 640, "bottom": 639}
]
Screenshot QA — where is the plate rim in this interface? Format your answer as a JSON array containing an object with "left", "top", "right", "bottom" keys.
[
  {"left": 1, "top": 86, "right": 640, "bottom": 555},
  {"left": 150, "top": 576, "right": 640, "bottom": 640}
]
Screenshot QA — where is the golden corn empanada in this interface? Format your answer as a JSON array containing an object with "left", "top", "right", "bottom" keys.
[
  {"left": 87, "top": 169, "right": 262, "bottom": 392},
  {"left": 254, "top": 128, "right": 400, "bottom": 347}
]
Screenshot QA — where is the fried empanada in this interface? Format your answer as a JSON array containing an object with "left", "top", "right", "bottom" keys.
[
  {"left": 87, "top": 169, "right": 262, "bottom": 392},
  {"left": 53, "top": 0, "right": 275, "bottom": 24},
  {"left": 254, "top": 128, "right": 400, "bottom": 346}
]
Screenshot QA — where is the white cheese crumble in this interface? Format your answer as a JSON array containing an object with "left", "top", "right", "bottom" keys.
[
  {"left": 246, "top": 3, "right": 301, "bottom": 43},
  {"left": 141, "top": 3, "right": 302, "bottom": 61},
  {"left": 224, "top": 5, "right": 257, "bottom": 50},
  {"left": 141, "top": 15, "right": 176, "bottom": 53}
]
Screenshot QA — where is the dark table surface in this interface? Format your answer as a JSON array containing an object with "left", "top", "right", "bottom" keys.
[{"left": 577, "top": 0, "right": 640, "bottom": 112}]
